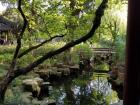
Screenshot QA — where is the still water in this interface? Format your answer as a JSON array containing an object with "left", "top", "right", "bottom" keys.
[{"left": 48, "top": 72, "right": 119, "bottom": 105}]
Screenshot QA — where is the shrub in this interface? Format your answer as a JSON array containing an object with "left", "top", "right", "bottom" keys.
[
  {"left": 73, "top": 43, "right": 93, "bottom": 59},
  {"left": 71, "top": 43, "right": 93, "bottom": 64},
  {"left": 0, "top": 43, "right": 93, "bottom": 67},
  {"left": 114, "top": 36, "right": 125, "bottom": 63},
  {"left": 0, "top": 45, "right": 15, "bottom": 55}
]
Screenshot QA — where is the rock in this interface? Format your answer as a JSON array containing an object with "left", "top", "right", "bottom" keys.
[
  {"left": 118, "top": 72, "right": 124, "bottom": 82},
  {"left": 51, "top": 67, "right": 58, "bottom": 70},
  {"left": 55, "top": 63, "right": 63, "bottom": 68},
  {"left": 5, "top": 89, "right": 14, "bottom": 98},
  {"left": 62, "top": 65, "right": 70, "bottom": 68},
  {"left": 39, "top": 82, "right": 50, "bottom": 98},
  {"left": 61, "top": 68, "right": 70, "bottom": 76},
  {"left": 40, "top": 74, "right": 49, "bottom": 81},
  {"left": 32, "top": 98, "right": 41, "bottom": 105},
  {"left": 21, "top": 96, "right": 31, "bottom": 104},
  {"left": 57, "top": 68, "right": 70, "bottom": 76},
  {"left": 34, "top": 77, "right": 44, "bottom": 86},
  {"left": 111, "top": 100, "right": 123, "bottom": 105},
  {"left": 40, "top": 98, "right": 56, "bottom": 105},
  {"left": 109, "top": 66, "right": 118, "bottom": 80},
  {"left": 56, "top": 71, "right": 62, "bottom": 77},
  {"left": 69, "top": 65, "right": 79, "bottom": 75},
  {"left": 22, "top": 79, "right": 41, "bottom": 97},
  {"left": 42, "top": 82, "right": 50, "bottom": 85},
  {"left": 49, "top": 70, "right": 57, "bottom": 75},
  {"left": 69, "top": 65, "right": 79, "bottom": 70},
  {"left": 35, "top": 69, "right": 51, "bottom": 80},
  {"left": 22, "top": 78, "right": 50, "bottom": 99},
  {"left": 20, "top": 92, "right": 33, "bottom": 104},
  {"left": 38, "top": 65, "right": 45, "bottom": 69}
]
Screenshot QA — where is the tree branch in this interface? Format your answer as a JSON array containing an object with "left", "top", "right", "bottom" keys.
[
  {"left": 10, "top": 0, "right": 27, "bottom": 68},
  {"left": 18, "top": 34, "right": 65, "bottom": 58},
  {"left": 15, "top": 0, "right": 108, "bottom": 75}
]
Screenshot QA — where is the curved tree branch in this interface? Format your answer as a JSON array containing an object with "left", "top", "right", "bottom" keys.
[
  {"left": 18, "top": 34, "right": 65, "bottom": 58},
  {"left": 0, "top": 0, "right": 28, "bottom": 102},
  {"left": 15, "top": 0, "right": 108, "bottom": 75},
  {"left": 11, "top": 0, "right": 27, "bottom": 68}
]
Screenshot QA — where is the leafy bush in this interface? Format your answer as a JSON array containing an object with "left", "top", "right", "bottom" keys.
[
  {"left": 0, "top": 64, "right": 8, "bottom": 79},
  {"left": 94, "top": 63, "right": 109, "bottom": 70},
  {"left": 4, "top": 93, "right": 31, "bottom": 105},
  {"left": 33, "top": 43, "right": 93, "bottom": 66},
  {"left": 4, "top": 87, "right": 28, "bottom": 105},
  {"left": 73, "top": 43, "right": 93, "bottom": 59},
  {"left": 0, "top": 54, "right": 13, "bottom": 64},
  {"left": 0, "top": 43, "right": 93, "bottom": 67},
  {"left": 67, "top": 43, "right": 93, "bottom": 64},
  {"left": 17, "top": 54, "right": 36, "bottom": 66},
  {"left": 114, "top": 36, "right": 125, "bottom": 63},
  {"left": 34, "top": 42, "right": 65, "bottom": 55},
  {"left": 0, "top": 45, "right": 15, "bottom": 54}
]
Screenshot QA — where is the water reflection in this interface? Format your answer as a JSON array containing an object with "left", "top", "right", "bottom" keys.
[{"left": 49, "top": 72, "right": 119, "bottom": 105}]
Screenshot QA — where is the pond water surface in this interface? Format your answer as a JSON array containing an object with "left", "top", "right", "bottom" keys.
[{"left": 48, "top": 72, "right": 119, "bottom": 105}]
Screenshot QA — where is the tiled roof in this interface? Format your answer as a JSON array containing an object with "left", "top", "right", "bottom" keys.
[{"left": 0, "top": 16, "right": 19, "bottom": 32}]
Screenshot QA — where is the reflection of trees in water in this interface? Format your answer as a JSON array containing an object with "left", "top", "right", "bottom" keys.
[
  {"left": 90, "top": 76, "right": 112, "bottom": 96},
  {"left": 49, "top": 74, "right": 118, "bottom": 105},
  {"left": 64, "top": 81, "right": 76, "bottom": 105},
  {"left": 71, "top": 75, "right": 110, "bottom": 105}
]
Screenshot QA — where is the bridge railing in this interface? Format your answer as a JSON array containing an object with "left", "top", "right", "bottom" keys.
[{"left": 91, "top": 48, "right": 116, "bottom": 54}]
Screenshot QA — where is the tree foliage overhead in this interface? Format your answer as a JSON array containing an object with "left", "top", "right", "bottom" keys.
[{"left": 1, "top": 0, "right": 100, "bottom": 40}]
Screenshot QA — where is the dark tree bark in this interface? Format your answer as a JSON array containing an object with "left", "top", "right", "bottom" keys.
[
  {"left": 124, "top": 0, "right": 140, "bottom": 105},
  {"left": 0, "top": 71, "right": 16, "bottom": 103},
  {"left": 0, "top": 0, "right": 108, "bottom": 103},
  {"left": 0, "top": 0, "right": 27, "bottom": 102},
  {"left": 11, "top": 0, "right": 27, "bottom": 69},
  {"left": 18, "top": 34, "right": 65, "bottom": 58}
]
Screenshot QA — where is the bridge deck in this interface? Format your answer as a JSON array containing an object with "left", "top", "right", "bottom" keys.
[{"left": 91, "top": 48, "right": 116, "bottom": 54}]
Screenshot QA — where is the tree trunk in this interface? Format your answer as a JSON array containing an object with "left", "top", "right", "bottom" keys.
[
  {"left": 0, "top": 83, "right": 8, "bottom": 103},
  {"left": 124, "top": 0, "right": 140, "bottom": 104},
  {"left": 0, "top": 72, "right": 16, "bottom": 103}
]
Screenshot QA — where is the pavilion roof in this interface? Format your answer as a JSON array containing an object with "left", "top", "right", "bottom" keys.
[{"left": 0, "top": 16, "right": 20, "bottom": 33}]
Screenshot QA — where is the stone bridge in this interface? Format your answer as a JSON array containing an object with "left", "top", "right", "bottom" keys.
[{"left": 91, "top": 48, "right": 116, "bottom": 70}]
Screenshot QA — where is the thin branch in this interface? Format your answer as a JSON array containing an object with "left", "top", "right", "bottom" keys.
[
  {"left": 14, "top": 0, "right": 108, "bottom": 75},
  {"left": 11, "top": 0, "right": 27, "bottom": 68},
  {"left": 18, "top": 34, "right": 65, "bottom": 58}
]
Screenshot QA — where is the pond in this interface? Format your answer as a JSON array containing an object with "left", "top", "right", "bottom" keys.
[{"left": 47, "top": 71, "right": 119, "bottom": 105}]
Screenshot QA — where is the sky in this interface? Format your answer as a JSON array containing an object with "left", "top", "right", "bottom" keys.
[{"left": 0, "top": 2, "right": 7, "bottom": 13}]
